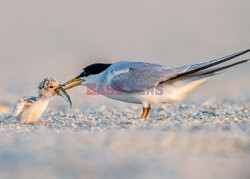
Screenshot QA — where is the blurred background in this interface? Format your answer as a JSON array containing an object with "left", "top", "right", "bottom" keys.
[{"left": 0, "top": 0, "right": 249, "bottom": 108}]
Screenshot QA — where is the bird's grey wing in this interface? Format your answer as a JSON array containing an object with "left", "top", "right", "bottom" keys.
[
  {"left": 13, "top": 96, "right": 36, "bottom": 116},
  {"left": 109, "top": 62, "right": 186, "bottom": 93},
  {"left": 109, "top": 49, "right": 250, "bottom": 93}
]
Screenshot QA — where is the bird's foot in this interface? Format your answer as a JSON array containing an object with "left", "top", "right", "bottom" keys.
[{"left": 24, "top": 121, "right": 51, "bottom": 125}]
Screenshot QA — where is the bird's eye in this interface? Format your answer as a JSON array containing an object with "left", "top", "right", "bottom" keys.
[{"left": 49, "top": 86, "right": 54, "bottom": 88}]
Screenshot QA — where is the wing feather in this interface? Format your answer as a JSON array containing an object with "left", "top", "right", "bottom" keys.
[
  {"left": 109, "top": 62, "right": 187, "bottom": 93},
  {"left": 13, "top": 96, "right": 36, "bottom": 116},
  {"left": 13, "top": 98, "right": 26, "bottom": 116}
]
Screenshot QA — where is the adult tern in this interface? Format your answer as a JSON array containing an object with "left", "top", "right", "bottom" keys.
[{"left": 63, "top": 49, "right": 249, "bottom": 119}]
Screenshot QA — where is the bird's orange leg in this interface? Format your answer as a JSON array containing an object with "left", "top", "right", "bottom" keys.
[
  {"left": 140, "top": 107, "right": 147, "bottom": 119},
  {"left": 144, "top": 105, "right": 151, "bottom": 119}
]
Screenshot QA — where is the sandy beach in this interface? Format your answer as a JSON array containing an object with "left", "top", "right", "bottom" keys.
[{"left": 0, "top": 99, "right": 249, "bottom": 179}]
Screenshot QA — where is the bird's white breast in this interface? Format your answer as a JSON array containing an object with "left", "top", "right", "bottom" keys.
[{"left": 19, "top": 98, "right": 49, "bottom": 123}]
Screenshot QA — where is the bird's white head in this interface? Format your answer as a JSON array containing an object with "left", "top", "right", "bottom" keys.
[
  {"left": 38, "top": 77, "right": 63, "bottom": 98},
  {"left": 63, "top": 63, "right": 111, "bottom": 90}
]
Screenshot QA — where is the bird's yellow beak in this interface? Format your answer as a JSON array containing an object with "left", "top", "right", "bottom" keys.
[{"left": 63, "top": 77, "right": 85, "bottom": 90}]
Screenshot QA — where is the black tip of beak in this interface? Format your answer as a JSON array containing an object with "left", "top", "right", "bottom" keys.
[{"left": 76, "top": 75, "right": 81, "bottom": 79}]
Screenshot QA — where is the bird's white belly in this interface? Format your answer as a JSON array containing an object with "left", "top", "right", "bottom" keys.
[
  {"left": 103, "top": 92, "right": 143, "bottom": 104},
  {"left": 84, "top": 83, "right": 143, "bottom": 104},
  {"left": 85, "top": 75, "right": 208, "bottom": 105},
  {"left": 134, "top": 77, "right": 209, "bottom": 104},
  {"left": 99, "top": 87, "right": 180, "bottom": 105},
  {"left": 99, "top": 77, "right": 208, "bottom": 105},
  {"left": 19, "top": 100, "right": 48, "bottom": 123},
  {"left": 88, "top": 85, "right": 182, "bottom": 105}
]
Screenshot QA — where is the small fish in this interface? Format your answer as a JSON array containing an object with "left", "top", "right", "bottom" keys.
[{"left": 58, "top": 88, "right": 72, "bottom": 108}]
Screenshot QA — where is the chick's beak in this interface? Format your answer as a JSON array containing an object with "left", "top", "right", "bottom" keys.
[{"left": 63, "top": 77, "right": 85, "bottom": 90}]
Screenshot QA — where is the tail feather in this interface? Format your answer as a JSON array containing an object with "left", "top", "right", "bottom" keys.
[
  {"left": 166, "top": 49, "right": 250, "bottom": 82},
  {"left": 161, "top": 59, "right": 249, "bottom": 102},
  {"left": 199, "top": 59, "right": 249, "bottom": 76},
  {"left": 176, "top": 59, "right": 249, "bottom": 80},
  {"left": 158, "top": 51, "right": 249, "bottom": 100},
  {"left": 189, "top": 49, "right": 250, "bottom": 69}
]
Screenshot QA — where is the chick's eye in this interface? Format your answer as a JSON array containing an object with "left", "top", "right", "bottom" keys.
[{"left": 49, "top": 86, "right": 54, "bottom": 88}]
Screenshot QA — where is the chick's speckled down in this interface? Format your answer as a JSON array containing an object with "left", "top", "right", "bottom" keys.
[{"left": 12, "top": 77, "right": 69, "bottom": 123}]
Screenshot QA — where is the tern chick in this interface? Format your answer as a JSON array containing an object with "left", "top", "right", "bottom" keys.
[{"left": 13, "top": 77, "right": 65, "bottom": 124}]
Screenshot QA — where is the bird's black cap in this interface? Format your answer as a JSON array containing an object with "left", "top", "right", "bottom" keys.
[{"left": 77, "top": 63, "right": 112, "bottom": 78}]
